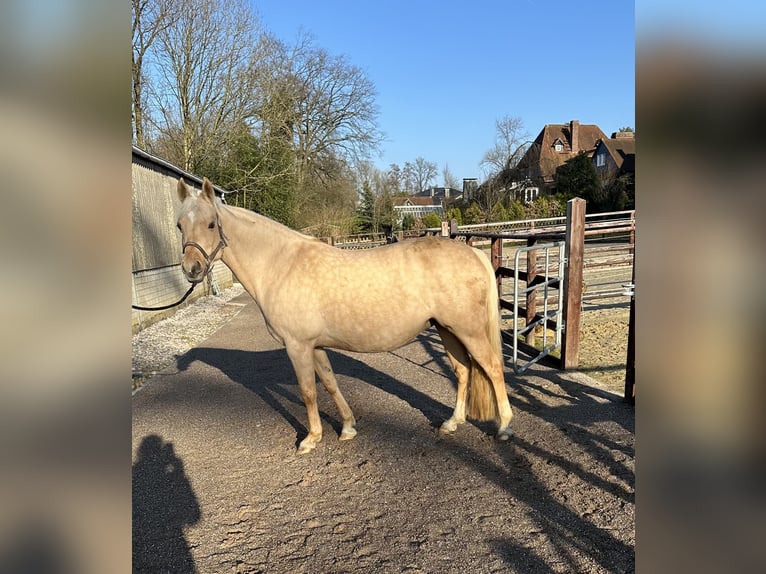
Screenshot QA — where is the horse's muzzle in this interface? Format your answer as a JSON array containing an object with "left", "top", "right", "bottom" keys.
[
  {"left": 181, "top": 238, "right": 226, "bottom": 283},
  {"left": 181, "top": 242, "right": 211, "bottom": 283},
  {"left": 181, "top": 261, "right": 206, "bottom": 283}
]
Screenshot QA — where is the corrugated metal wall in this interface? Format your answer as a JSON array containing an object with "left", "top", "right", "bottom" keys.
[
  {"left": 132, "top": 149, "right": 234, "bottom": 332},
  {"left": 132, "top": 158, "right": 183, "bottom": 270}
]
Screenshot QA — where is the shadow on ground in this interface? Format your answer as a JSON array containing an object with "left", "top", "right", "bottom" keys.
[{"left": 168, "top": 340, "right": 634, "bottom": 572}]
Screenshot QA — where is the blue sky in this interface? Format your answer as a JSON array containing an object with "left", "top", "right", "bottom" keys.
[{"left": 251, "top": 1, "right": 635, "bottom": 184}]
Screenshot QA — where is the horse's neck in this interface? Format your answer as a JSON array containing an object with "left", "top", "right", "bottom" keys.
[{"left": 218, "top": 205, "right": 305, "bottom": 300}]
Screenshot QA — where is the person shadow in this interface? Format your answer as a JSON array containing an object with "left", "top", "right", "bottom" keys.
[{"left": 133, "top": 435, "right": 201, "bottom": 574}]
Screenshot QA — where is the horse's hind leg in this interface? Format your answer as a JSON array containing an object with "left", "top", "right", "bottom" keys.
[
  {"left": 434, "top": 324, "right": 471, "bottom": 435},
  {"left": 285, "top": 343, "right": 323, "bottom": 454},
  {"left": 459, "top": 334, "right": 514, "bottom": 440},
  {"left": 314, "top": 349, "right": 357, "bottom": 441}
]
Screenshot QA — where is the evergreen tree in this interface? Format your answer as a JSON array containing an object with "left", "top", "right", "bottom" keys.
[
  {"left": 446, "top": 207, "right": 463, "bottom": 226},
  {"left": 555, "top": 152, "right": 601, "bottom": 210},
  {"left": 508, "top": 200, "right": 526, "bottom": 221},
  {"left": 464, "top": 203, "right": 483, "bottom": 224},
  {"left": 421, "top": 213, "right": 442, "bottom": 229},
  {"left": 355, "top": 182, "right": 375, "bottom": 232},
  {"left": 401, "top": 213, "right": 416, "bottom": 231}
]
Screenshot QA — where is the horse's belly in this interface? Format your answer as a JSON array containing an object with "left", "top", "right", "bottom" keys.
[{"left": 320, "top": 315, "right": 430, "bottom": 353}]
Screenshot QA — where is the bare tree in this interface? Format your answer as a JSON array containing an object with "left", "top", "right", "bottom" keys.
[
  {"left": 402, "top": 162, "right": 416, "bottom": 194},
  {"left": 412, "top": 157, "right": 437, "bottom": 193},
  {"left": 148, "top": 0, "right": 261, "bottom": 171},
  {"left": 135, "top": 3, "right": 383, "bottom": 233},
  {"left": 481, "top": 115, "right": 531, "bottom": 178},
  {"left": 132, "top": 0, "right": 176, "bottom": 148},
  {"left": 386, "top": 163, "right": 403, "bottom": 196},
  {"left": 288, "top": 39, "right": 383, "bottom": 189},
  {"left": 442, "top": 163, "right": 459, "bottom": 189}
]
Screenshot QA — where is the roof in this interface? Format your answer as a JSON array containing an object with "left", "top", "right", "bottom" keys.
[
  {"left": 520, "top": 121, "right": 609, "bottom": 183},
  {"left": 413, "top": 187, "right": 462, "bottom": 199},
  {"left": 392, "top": 196, "right": 442, "bottom": 207},
  {"left": 535, "top": 122, "right": 607, "bottom": 155},
  {"left": 595, "top": 135, "right": 636, "bottom": 174},
  {"left": 132, "top": 145, "right": 230, "bottom": 196}
]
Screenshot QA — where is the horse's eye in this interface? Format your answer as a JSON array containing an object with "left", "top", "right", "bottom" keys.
[
  {"left": 177, "top": 223, "right": 182, "bottom": 231},
  {"left": 208, "top": 221, "right": 215, "bottom": 229}
]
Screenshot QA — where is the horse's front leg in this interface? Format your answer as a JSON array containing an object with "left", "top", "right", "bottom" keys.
[
  {"left": 285, "top": 343, "right": 323, "bottom": 454},
  {"left": 314, "top": 349, "right": 357, "bottom": 441}
]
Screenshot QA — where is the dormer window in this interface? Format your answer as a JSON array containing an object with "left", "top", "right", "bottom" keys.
[{"left": 552, "top": 138, "right": 564, "bottom": 152}]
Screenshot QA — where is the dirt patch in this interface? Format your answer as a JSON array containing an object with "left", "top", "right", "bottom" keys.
[
  {"left": 500, "top": 301, "right": 631, "bottom": 397},
  {"left": 578, "top": 304, "right": 630, "bottom": 395}
]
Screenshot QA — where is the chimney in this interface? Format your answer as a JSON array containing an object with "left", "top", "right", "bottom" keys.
[
  {"left": 570, "top": 120, "right": 580, "bottom": 153},
  {"left": 462, "top": 178, "right": 477, "bottom": 199}
]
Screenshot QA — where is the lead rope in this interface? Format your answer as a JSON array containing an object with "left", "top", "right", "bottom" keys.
[
  {"left": 132, "top": 203, "right": 227, "bottom": 312},
  {"left": 131, "top": 283, "right": 197, "bottom": 311}
]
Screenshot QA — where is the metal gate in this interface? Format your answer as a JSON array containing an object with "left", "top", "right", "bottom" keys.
[{"left": 508, "top": 241, "right": 566, "bottom": 374}]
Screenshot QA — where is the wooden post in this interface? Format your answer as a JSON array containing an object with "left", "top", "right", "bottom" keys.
[
  {"left": 525, "top": 236, "right": 537, "bottom": 347},
  {"left": 491, "top": 236, "right": 503, "bottom": 299},
  {"left": 561, "top": 197, "right": 585, "bottom": 369}
]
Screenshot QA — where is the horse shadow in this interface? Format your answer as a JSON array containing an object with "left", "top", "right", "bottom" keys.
[
  {"left": 176, "top": 345, "right": 457, "bottom": 443},
  {"left": 133, "top": 434, "right": 201, "bottom": 574}
]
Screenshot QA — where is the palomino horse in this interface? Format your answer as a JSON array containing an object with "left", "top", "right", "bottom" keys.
[{"left": 176, "top": 178, "right": 513, "bottom": 453}]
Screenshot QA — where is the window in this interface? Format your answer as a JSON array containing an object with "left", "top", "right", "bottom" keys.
[
  {"left": 524, "top": 187, "right": 539, "bottom": 204},
  {"left": 596, "top": 152, "right": 606, "bottom": 167},
  {"left": 554, "top": 142, "right": 563, "bottom": 152}
]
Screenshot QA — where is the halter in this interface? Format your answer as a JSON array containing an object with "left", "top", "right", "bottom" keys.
[
  {"left": 131, "top": 204, "right": 227, "bottom": 310},
  {"left": 182, "top": 204, "right": 228, "bottom": 282}
]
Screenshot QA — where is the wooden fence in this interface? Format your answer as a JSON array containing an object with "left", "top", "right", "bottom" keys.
[{"left": 447, "top": 201, "right": 635, "bottom": 401}]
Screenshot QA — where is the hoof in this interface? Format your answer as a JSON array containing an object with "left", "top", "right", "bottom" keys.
[
  {"left": 496, "top": 428, "right": 514, "bottom": 441},
  {"left": 439, "top": 419, "right": 459, "bottom": 435},
  {"left": 339, "top": 428, "right": 357, "bottom": 441},
  {"left": 298, "top": 435, "right": 321, "bottom": 454}
]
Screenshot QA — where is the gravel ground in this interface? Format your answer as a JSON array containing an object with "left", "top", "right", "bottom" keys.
[{"left": 132, "top": 284, "right": 247, "bottom": 392}]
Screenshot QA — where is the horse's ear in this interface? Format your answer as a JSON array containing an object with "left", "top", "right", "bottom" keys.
[
  {"left": 177, "top": 178, "right": 190, "bottom": 202},
  {"left": 202, "top": 177, "right": 216, "bottom": 203}
]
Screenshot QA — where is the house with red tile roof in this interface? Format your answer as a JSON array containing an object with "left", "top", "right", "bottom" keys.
[{"left": 517, "top": 120, "right": 609, "bottom": 189}]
